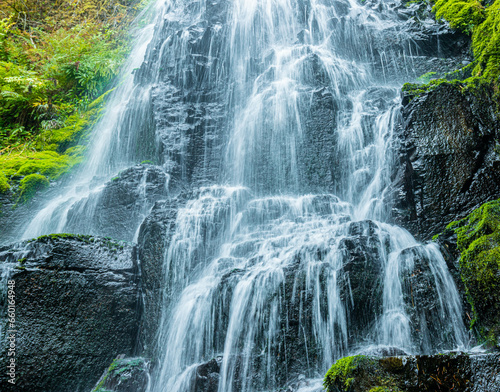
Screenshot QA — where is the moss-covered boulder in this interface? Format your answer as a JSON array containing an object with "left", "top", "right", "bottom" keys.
[
  {"left": 443, "top": 199, "right": 500, "bottom": 344},
  {"left": 324, "top": 355, "right": 403, "bottom": 392},
  {"left": 324, "top": 353, "right": 500, "bottom": 392}
]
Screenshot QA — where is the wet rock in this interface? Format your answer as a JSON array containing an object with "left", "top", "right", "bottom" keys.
[
  {"left": 0, "top": 235, "right": 140, "bottom": 392},
  {"left": 324, "top": 353, "right": 500, "bottom": 392},
  {"left": 392, "top": 82, "right": 500, "bottom": 240},
  {"left": 191, "top": 357, "right": 223, "bottom": 392},
  {"left": 136, "top": 197, "right": 182, "bottom": 360},
  {"left": 93, "top": 357, "right": 149, "bottom": 392},
  {"left": 64, "top": 164, "right": 169, "bottom": 241}
]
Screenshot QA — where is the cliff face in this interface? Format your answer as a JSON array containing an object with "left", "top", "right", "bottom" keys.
[{"left": 392, "top": 81, "right": 500, "bottom": 240}]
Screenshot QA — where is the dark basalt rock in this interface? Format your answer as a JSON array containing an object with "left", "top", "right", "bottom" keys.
[
  {"left": 136, "top": 197, "right": 182, "bottom": 361},
  {"left": 93, "top": 356, "right": 149, "bottom": 392},
  {"left": 64, "top": 164, "right": 169, "bottom": 242},
  {"left": 324, "top": 353, "right": 500, "bottom": 392},
  {"left": 392, "top": 82, "right": 500, "bottom": 240},
  {"left": 0, "top": 235, "right": 140, "bottom": 392},
  {"left": 191, "top": 357, "right": 223, "bottom": 392}
]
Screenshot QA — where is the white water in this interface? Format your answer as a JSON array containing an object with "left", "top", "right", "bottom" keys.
[{"left": 148, "top": 1, "right": 468, "bottom": 391}]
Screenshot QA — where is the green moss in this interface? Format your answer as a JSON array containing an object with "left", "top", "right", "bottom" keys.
[
  {"left": 0, "top": 171, "right": 9, "bottom": 192},
  {"left": 402, "top": 78, "right": 451, "bottom": 100},
  {"left": 433, "top": 0, "right": 486, "bottom": 32},
  {"left": 432, "top": 0, "right": 500, "bottom": 80},
  {"left": 37, "top": 88, "right": 111, "bottom": 153},
  {"left": 0, "top": 149, "right": 83, "bottom": 181},
  {"left": 446, "top": 199, "right": 500, "bottom": 343},
  {"left": 19, "top": 174, "right": 49, "bottom": 202},
  {"left": 324, "top": 355, "right": 402, "bottom": 392},
  {"left": 369, "top": 387, "right": 397, "bottom": 392},
  {"left": 324, "top": 355, "right": 369, "bottom": 391},
  {"left": 471, "top": 0, "right": 500, "bottom": 79},
  {"left": 92, "top": 358, "right": 145, "bottom": 392},
  {"left": 141, "top": 160, "right": 153, "bottom": 164}
]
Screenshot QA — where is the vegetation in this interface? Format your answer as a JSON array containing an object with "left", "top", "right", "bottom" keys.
[
  {"left": 92, "top": 357, "right": 146, "bottom": 392},
  {"left": 324, "top": 355, "right": 366, "bottom": 391},
  {"left": 0, "top": 0, "right": 150, "bottom": 198},
  {"left": 324, "top": 355, "right": 402, "bottom": 392},
  {"left": 445, "top": 199, "right": 500, "bottom": 344},
  {"left": 403, "top": 0, "right": 500, "bottom": 98},
  {"left": 19, "top": 173, "right": 49, "bottom": 201}
]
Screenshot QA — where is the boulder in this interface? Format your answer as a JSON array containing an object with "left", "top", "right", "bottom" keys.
[
  {"left": 92, "top": 356, "right": 149, "bottom": 392},
  {"left": 0, "top": 234, "right": 140, "bottom": 392}
]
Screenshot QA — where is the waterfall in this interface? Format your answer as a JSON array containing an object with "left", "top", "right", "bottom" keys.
[{"left": 8, "top": 0, "right": 470, "bottom": 391}]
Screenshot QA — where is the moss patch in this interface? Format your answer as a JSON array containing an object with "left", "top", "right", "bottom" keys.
[
  {"left": 403, "top": 0, "right": 500, "bottom": 101},
  {"left": 324, "top": 355, "right": 401, "bottom": 392},
  {"left": 446, "top": 198, "right": 500, "bottom": 344},
  {"left": 324, "top": 355, "right": 366, "bottom": 390},
  {"left": 19, "top": 173, "right": 49, "bottom": 202},
  {"left": 92, "top": 357, "right": 147, "bottom": 392},
  {"left": 433, "top": 0, "right": 500, "bottom": 79},
  {"left": 0, "top": 171, "right": 9, "bottom": 192}
]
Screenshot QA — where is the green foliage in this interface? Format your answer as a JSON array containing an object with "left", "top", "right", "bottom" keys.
[
  {"left": 446, "top": 199, "right": 500, "bottom": 344},
  {"left": 369, "top": 387, "right": 395, "bottom": 392},
  {"left": 416, "top": 71, "right": 438, "bottom": 83},
  {"left": 19, "top": 173, "right": 49, "bottom": 201},
  {"left": 324, "top": 356, "right": 402, "bottom": 392},
  {"left": 402, "top": 78, "right": 451, "bottom": 98},
  {"left": 0, "top": 149, "right": 83, "bottom": 179},
  {"left": 471, "top": 0, "right": 500, "bottom": 79},
  {"left": 0, "top": 0, "right": 151, "bottom": 193}
]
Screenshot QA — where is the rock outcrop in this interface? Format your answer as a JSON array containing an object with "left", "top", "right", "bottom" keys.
[
  {"left": 64, "top": 164, "right": 170, "bottom": 242},
  {"left": 92, "top": 357, "right": 149, "bottom": 392},
  {"left": 0, "top": 234, "right": 140, "bottom": 392},
  {"left": 392, "top": 82, "right": 500, "bottom": 240},
  {"left": 324, "top": 353, "right": 500, "bottom": 392},
  {"left": 136, "top": 197, "right": 181, "bottom": 359}
]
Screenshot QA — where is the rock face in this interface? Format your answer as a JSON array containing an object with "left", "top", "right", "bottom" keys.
[
  {"left": 392, "top": 82, "right": 500, "bottom": 240},
  {"left": 324, "top": 353, "right": 500, "bottom": 392},
  {"left": 64, "top": 164, "right": 170, "bottom": 242},
  {"left": 0, "top": 235, "right": 140, "bottom": 392}
]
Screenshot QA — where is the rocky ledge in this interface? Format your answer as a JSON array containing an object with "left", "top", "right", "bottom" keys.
[{"left": 324, "top": 353, "right": 500, "bottom": 392}]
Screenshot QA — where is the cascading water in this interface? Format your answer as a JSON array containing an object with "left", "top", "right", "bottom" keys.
[
  {"left": 4, "top": 0, "right": 471, "bottom": 391},
  {"left": 144, "top": 1, "right": 468, "bottom": 391}
]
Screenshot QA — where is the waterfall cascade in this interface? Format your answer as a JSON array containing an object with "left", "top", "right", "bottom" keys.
[{"left": 4, "top": 1, "right": 472, "bottom": 391}]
